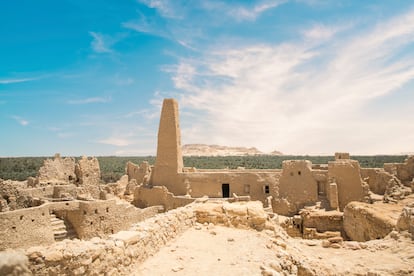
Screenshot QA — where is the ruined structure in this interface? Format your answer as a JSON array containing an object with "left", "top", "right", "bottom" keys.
[
  {"left": 0, "top": 98, "right": 413, "bottom": 275},
  {"left": 134, "top": 98, "right": 414, "bottom": 242}
]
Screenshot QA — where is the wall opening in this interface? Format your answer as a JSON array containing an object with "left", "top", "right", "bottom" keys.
[
  {"left": 318, "top": 181, "right": 325, "bottom": 195},
  {"left": 244, "top": 184, "right": 250, "bottom": 194},
  {"left": 265, "top": 185, "right": 270, "bottom": 194},
  {"left": 222, "top": 183, "right": 230, "bottom": 198},
  {"left": 298, "top": 171, "right": 301, "bottom": 176}
]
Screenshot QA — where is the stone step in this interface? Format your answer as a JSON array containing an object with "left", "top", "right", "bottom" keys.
[
  {"left": 54, "top": 230, "right": 68, "bottom": 240},
  {"left": 51, "top": 219, "right": 65, "bottom": 226}
]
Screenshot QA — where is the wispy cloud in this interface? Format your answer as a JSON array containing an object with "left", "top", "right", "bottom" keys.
[
  {"left": 11, "top": 115, "right": 29, "bottom": 126},
  {"left": 138, "top": 0, "right": 182, "bottom": 19},
  {"left": 162, "top": 9, "right": 414, "bottom": 154},
  {"left": 67, "top": 97, "right": 111, "bottom": 105},
  {"left": 0, "top": 77, "right": 39, "bottom": 84},
  {"left": 207, "top": 0, "right": 287, "bottom": 21},
  {"left": 97, "top": 137, "right": 134, "bottom": 147},
  {"left": 89, "top": 32, "right": 113, "bottom": 53}
]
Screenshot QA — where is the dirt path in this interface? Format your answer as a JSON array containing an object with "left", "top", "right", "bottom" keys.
[
  {"left": 132, "top": 223, "right": 414, "bottom": 276},
  {"left": 133, "top": 225, "right": 276, "bottom": 275}
]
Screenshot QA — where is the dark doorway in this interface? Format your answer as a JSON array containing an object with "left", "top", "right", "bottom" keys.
[
  {"left": 222, "top": 183, "right": 230, "bottom": 198},
  {"left": 317, "top": 181, "right": 325, "bottom": 195}
]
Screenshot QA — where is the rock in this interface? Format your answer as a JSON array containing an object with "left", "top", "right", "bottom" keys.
[
  {"left": 0, "top": 251, "right": 31, "bottom": 276},
  {"left": 110, "top": 231, "right": 141, "bottom": 246},
  {"left": 172, "top": 266, "right": 184, "bottom": 272},
  {"left": 44, "top": 250, "right": 63, "bottom": 262},
  {"left": 343, "top": 241, "right": 361, "bottom": 250},
  {"left": 321, "top": 240, "right": 331, "bottom": 248},
  {"left": 327, "top": 236, "right": 343, "bottom": 243},
  {"left": 305, "top": 240, "right": 318, "bottom": 246},
  {"left": 330, "top": 243, "right": 341, "bottom": 249},
  {"left": 227, "top": 238, "right": 235, "bottom": 242}
]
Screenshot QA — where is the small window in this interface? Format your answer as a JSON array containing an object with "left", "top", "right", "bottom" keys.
[
  {"left": 298, "top": 171, "right": 301, "bottom": 176},
  {"left": 265, "top": 185, "right": 270, "bottom": 194},
  {"left": 244, "top": 184, "right": 250, "bottom": 194}
]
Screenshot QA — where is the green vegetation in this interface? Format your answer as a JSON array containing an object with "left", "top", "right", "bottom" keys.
[{"left": 0, "top": 155, "right": 407, "bottom": 182}]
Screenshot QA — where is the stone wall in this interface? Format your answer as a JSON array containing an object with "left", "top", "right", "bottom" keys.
[
  {"left": 75, "top": 156, "right": 101, "bottom": 186},
  {"left": 38, "top": 154, "right": 76, "bottom": 185},
  {"left": 360, "top": 168, "right": 392, "bottom": 195},
  {"left": 133, "top": 185, "right": 194, "bottom": 211},
  {"left": 300, "top": 209, "right": 344, "bottom": 238},
  {"left": 328, "top": 160, "right": 369, "bottom": 211},
  {"left": 274, "top": 160, "right": 318, "bottom": 216},
  {"left": 126, "top": 161, "right": 150, "bottom": 184},
  {"left": 25, "top": 205, "right": 196, "bottom": 275},
  {"left": 54, "top": 200, "right": 160, "bottom": 240},
  {"left": 0, "top": 199, "right": 160, "bottom": 250},
  {"left": 384, "top": 156, "right": 414, "bottom": 185},
  {"left": 0, "top": 204, "right": 54, "bottom": 250},
  {"left": 343, "top": 201, "right": 398, "bottom": 241},
  {"left": 181, "top": 171, "right": 280, "bottom": 203},
  {"left": 193, "top": 200, "right": 268, "bottom": 231}
]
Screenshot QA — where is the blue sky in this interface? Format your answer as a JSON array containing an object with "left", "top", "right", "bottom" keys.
[{"left": 1, "top": 0, "right": 414, "bottom": 156}]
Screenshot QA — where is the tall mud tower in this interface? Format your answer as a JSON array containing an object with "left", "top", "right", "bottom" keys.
[{"left": 150, "top": 98, "right": 185, "bottom": 194}]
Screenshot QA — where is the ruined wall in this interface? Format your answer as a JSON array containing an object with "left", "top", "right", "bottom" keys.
[
  {"left": 126, "top": 161, "right": 150, "bottom": 184},
  {"left": 75, "top": 156, "right": 101, "bottom": 186},
  {"left": 58, "top": 200, "right": 159, "bottom": 239},
  {"left": 151, "top": 99, "right": 184, "bottom": 195},
  {"left": 25, "top": 205, "right": 196, "bottom": 275},
  {"left": 38, "top": 154, "right": 76, "bottom": 185},
  {"left": 396, "top": 204, "right": 414, "bottom": 239},
  {"left": 274, "top": 161, "right": 318, "bottom": 216},
  {"left": 133, "top": 185, "right": 194, "bottom": 211},
  {"left": 343, "top": 201, "right": 399, "bottom": 241},
  {"left": 335, "top": 152, "right": 350, "bottom": 160},
  {"left": 300, "top": 210, "right": 344, "bottom": 238},
  {"left": 328, "top": 160, "right": 369, "bottom": 211},
  {"left": 0, "top": 204, "right": 54, "bottom": 250},
  {"left": 180, "top": 171, "right": 280, "bottom": 204},
  {"left": 360, "top": 168, "right": 393, "bottom": 195},
  {"left": 194, "top": 200, "right": 268, "bottom": 230},
  {"left": 0, "top": 180, "right": 48, "bottom": 212},
  {"left": 384, "top": 156, "right": 414, "bottom": 185}
]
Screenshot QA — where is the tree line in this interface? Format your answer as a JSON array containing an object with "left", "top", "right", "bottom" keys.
[{"left": 0, "top": 155, "right": 407, "bottom": 182}]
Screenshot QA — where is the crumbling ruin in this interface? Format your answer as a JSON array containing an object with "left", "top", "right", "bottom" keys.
[{"left": 0, "top": 98, "right": 413, "bottom": 275}]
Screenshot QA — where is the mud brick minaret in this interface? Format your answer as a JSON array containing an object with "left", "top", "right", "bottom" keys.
[{"left": 150, "top": 99, "right": 185, "bottom": 194}]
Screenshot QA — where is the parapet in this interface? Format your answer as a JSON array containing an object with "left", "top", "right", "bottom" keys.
[{"left": 335, "top": 152, "right": 350, "bottom": 160}]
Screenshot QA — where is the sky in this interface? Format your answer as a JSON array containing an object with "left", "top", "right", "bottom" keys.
[{"left": 1, "top": 0, "right": 414, "bottom": 157}]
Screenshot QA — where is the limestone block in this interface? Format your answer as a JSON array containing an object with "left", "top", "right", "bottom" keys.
[
  {"left": 343, "top": 202, "right": 396, "bottom": 241},
  {"left": 110, "top": 231, "right": 142, "bottom": 246},
  {"left": 396, "top": 206, "right": 413, "bottom": 231}
]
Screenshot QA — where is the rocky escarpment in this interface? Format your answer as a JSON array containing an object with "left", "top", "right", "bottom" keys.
[{"left": 182, "top": 144, "right": 283, "bottom": 156}]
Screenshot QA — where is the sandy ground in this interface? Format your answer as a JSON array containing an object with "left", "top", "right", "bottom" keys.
[
  {"left": 133, "top": 225, "right": 276, "bottom": 275},
  {"left": 132, "top": 223, "right": 414, "bottom": 276}
]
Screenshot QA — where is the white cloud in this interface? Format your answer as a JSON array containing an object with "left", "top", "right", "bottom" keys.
[
  {"left": 97, "top": 137, "right": 133, "bottom": 147},
  {"left": 162, "top": 9, "right": 414, "bottom": 154},
  {"left": 0, "top": 77, "right": 38, "bottom": 84},
  {"left": 138, "top": 0, "right": 181, "bottom": 19},
  {"left": 11, "top": 116, "right": 29, "bottom": 126},
  {"left": 230, "top": 0, "right": 287, "bottom": 21},
  {"left": 67, "top": 97, "right": 111, "bottom": 105},
  {"left": 89, "top": 32, "right": 112, "bottom": 53}
]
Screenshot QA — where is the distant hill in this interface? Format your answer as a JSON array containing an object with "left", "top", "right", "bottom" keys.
[{"left": 182, "top": 144, "right": 283, "bottom": 156}]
